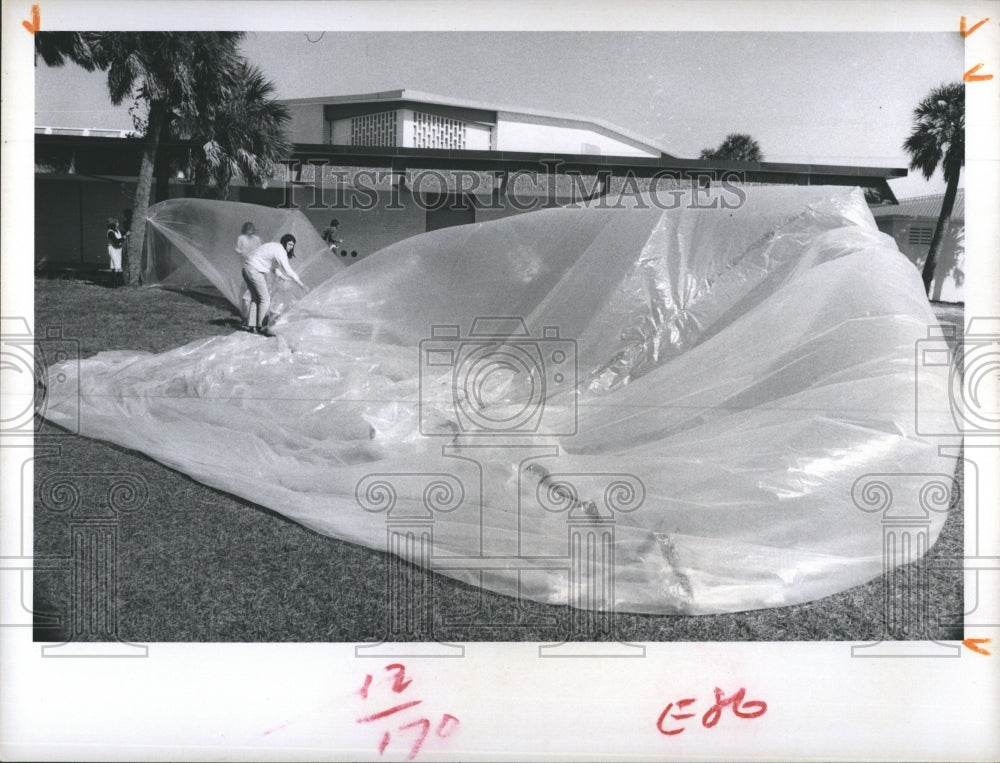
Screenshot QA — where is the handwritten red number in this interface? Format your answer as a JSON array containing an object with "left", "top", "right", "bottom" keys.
[
  {"left": 702, "top": 687, "right": 767, "bottom": 728},
  {"left": 359, "top": 673, "right": 373, "bottom": 700},
  {"left": 436, "top": 714, "right": 460, "bottom": 737},
  {"left": 399, "top": 717, "right": 431, "bottom": 760},
  {"left": 386, "top": 663, "right": 414, "bottom": 693},
  {"left": 358, "top": 665, "right": 458, "bottom": 759}
]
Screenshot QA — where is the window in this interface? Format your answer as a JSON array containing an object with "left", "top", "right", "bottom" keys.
[
  {"left": 351, "top": 111, "right": 397, "bottom": 147},
  {"left": 908, "top": 225, "right": 934, "bottom": 245},
  {"left": 413, "top": 112, "right": 466, "bottom": 149}
]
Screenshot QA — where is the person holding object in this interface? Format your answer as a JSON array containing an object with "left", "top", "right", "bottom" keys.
[
  {"left": 241, "top": 234, "right": 305, "bottom": 335},
  {"left": 106, "top": 217, "right": 124, "bottom": 287},
  {"left": 235, "top": 222, "right": 263, "bottom": 330},
  {"left": 322, "top": 218, "right": 342, "bottom": 253}
]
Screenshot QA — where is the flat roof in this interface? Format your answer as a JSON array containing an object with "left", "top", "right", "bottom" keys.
[
  {"left": 33, "top": 133, "right": 905, "bottom": 202},
  {"left": 280, "top": 88, "right": 676, "bottom": 158}
]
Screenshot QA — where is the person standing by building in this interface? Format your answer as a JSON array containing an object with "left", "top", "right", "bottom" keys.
[
  {"left": 322, "top": 218, "right": 342, "bottom": 253},
  {"left": 106, "top": 217, "right": 124, "bottom": 288},
  {"left": 241, "top": 234, "right": 306, "bottom": 335}
]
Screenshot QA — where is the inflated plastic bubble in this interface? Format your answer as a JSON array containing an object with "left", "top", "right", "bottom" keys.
[
  {"left": 141, "top": 198, "right": 344, "bottom": 317},
  {"left": 43, "top": 186, "right": 955, "bottom": 615}
]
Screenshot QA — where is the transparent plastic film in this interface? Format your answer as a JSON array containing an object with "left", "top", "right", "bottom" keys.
[{"left": 43, "top": 186, "right": 954, "bottom": 614}]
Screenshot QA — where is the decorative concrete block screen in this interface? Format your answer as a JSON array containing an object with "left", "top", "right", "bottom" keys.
[
  {"left": 412, "top": 111, "right": 467, "bottom": 150},
  {"left": 351, "top": 110, "right": 398, "bottom": 147}
]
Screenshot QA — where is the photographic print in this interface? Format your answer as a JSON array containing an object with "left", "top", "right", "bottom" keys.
[{"left": 3, "top": 1, "right": 998, "bottom": 761}]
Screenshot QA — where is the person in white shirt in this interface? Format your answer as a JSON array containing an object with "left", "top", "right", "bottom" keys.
[
  {"left": 235, "top": 222, "right": 264, "bottom": 329},
  {"left": 241, "top": 234, "right": 306, "bottom": 335},
  {"left": 235, "top": 221, "right": 262, "bottom": 258},
  {"left": 106, "top": 217, "right": 124, "bottom": 287}
]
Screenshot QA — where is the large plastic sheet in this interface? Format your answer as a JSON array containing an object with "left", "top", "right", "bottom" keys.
[
  {"left": 141, "top": 198, "right": 344, "bottom": 316},
  {"left": 43, "top": 186, "right": 954, "bottom": 615}
]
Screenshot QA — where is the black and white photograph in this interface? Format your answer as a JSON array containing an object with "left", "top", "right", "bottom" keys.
[{"left": 2, "top": 1, "right": 998, "bottom": 761}]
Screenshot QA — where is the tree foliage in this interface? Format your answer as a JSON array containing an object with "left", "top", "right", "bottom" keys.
[
  {"left": 35, "top": 32, "right": 290, "bottom": 281},
  {"left": 902, "top": 82, "right": 964, "bottom": 296},
  {"left": 189, "top": 61, "right": 291, "bottom": 199},
  {"left": 699, "top": 133, "right": 763, "bottom": 162}
]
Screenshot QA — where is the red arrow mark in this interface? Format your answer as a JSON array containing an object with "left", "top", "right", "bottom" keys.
[
  {"left": 22, "top": 4, "right": 40, "bottom": 34},
  {"left": 960, "top": 16, "right": 990, "bottom": 37},
  {"left": 964, "top": 63, "right": 995, "bottom": 82},
  {"left": 962, "top": 637, "right": 991, "bottom": 655}
]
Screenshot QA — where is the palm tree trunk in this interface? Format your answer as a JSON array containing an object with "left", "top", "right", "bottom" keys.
[
  {"left": 125, "top": 101, "right": 165, "bottom": 287},
  {"left": 920, "top": 165, "right": 960, "bottom": 297}
]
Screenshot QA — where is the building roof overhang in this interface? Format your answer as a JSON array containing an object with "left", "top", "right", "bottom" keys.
[
  {"left": 33, "top": 133, "right": 905, "bottom": 203},
  {"left": 287, "top": 142, "right": 905, "bottom": 201}
]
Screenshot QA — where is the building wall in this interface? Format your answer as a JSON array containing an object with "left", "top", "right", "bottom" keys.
[
  {"left": 35, "top": 176, "right": 202, "bottom": 270},
  {"left": 259, "top": 183, "right": 427, "bottom": 259},
  {"left": 286, "top": 104, "right": 326, "bottom": 144},
  {"left": 330, "top": 118, "right": 352, "bottom": 145},
  {"left": 35, "top": 171, "right": 675, "bottom": 269},
  {"left": 35, "top": 176, "right": 141, "bottom": 268},
  {"left": 494, "top": 112, "right": 657, "bottom": 157},
  {"left": 875, "top": 217, "right": 964, "bottom": 303}
]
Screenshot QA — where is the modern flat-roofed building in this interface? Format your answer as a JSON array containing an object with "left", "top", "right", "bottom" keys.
[
  {"left": 34, "top": 89, "right": 908, "bottom": 274},
  {"left": 282, "top": 89, "right": 673, "bottom": 158}
]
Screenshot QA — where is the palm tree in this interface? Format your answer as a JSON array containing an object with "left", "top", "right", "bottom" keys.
[
  {"left": 189, "top": 61, "right": 291, "bottom": 200},
  {"left": 902, "top": 82, "right": 965, "bottom": 296},
  {"left": 34, "top": 32, "right": 101, "bottom": 71},
  {"left": 700, "top": 133, "right": 763, "bottom": 162},
  {"left": 36, "top": 32, "right": 245, "bottom": 285}
]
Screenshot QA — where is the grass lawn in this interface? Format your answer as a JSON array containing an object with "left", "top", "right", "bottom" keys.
[{"left": 32, "top": 275, "right": 965, "bottom": 642}]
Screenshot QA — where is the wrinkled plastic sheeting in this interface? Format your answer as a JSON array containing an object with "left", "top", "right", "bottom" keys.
[
  {"left": 44, "top": 186, "right": 955, "bottom": 615},
  {"left": 141, "top": 198, "right": 344, "bottom": 316}
]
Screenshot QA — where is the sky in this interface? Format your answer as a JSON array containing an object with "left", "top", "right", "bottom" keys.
[{"left": 34, "top": 31, "right": 966, "bottom": 199}]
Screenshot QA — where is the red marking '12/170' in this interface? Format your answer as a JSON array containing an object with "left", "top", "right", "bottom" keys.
[{"left": 356, "top": 663, "right": 460, "bottom": 760}]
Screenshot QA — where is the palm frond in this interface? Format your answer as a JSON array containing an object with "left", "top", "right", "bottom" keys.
[
  {"left": 902, "top": 82, "right": 964, "bottom": 181},
  {"left": 34, "top": 32, "right": 100, "bottom": 70}
]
